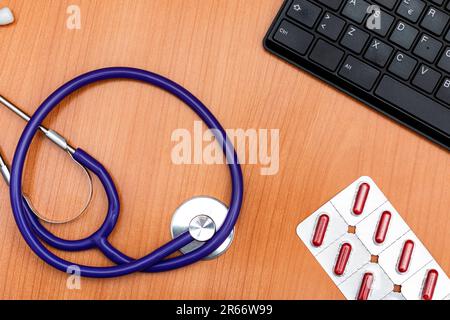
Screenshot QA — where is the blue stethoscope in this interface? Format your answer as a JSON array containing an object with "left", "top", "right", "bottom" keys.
[{"left": 0, "top": 67, "right": 243, "bottom": 278}]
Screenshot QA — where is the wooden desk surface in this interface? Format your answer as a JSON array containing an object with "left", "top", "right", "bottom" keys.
[{"left": 0, "top": 0, "right": 448, "bottom": 300}]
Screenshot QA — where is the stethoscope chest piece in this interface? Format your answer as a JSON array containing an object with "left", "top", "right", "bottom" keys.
[{"left": 171, "top": 196, "right": 235, "bottom": 260}]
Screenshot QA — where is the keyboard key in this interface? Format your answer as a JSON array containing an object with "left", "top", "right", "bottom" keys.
[
  {"left": 274, "top": 20, "right": 314, "bottom": 55},
  {"left": 397, "top": 0, "right": 426, "bottom": 23},
  {"left": 375, "top": 76, "right": 450, "bottom": 135},
  {"left": 287, "top": 0, "right": 322, "bottom": 28},
  {"left": 390, "top": 21, "right": 419, "bottom": 50},
  {"left": 341, "top": 25, "right": 370, "bottom": 53},
  {"left": 310, "top": 39, "right": 345, "bottom": 71},
  {"left": 430, "top": 0, "right": 444, "bottom": 5},
  {"left": 437, "top": 47, "right": 450, "bottom": 72},
  {"left": 447, "top": 1, "right": 450, "bottom": 10},
  {"left": 364, "top": 38, "right": 393, "bottom": 67},
  {"left": 317, "top": 12, "right": 346, "bottom": 40},
  {"left": 436, "top": 78, "right": 450, "bottom": 106},
  {"left": 388, "top": 52, "right": 417, "bottom": 80},
  {"left": 374, "top": 0, "right": 398, "bottom": 10},
  {"left": 366, "top": 9, "right": 395, "bottom": 37},
  {"left": 342, "top": 0, "right": 370, "bottom": 23},
  {"left": 413, "top": 34, "right": 443, "bottom": 63},
  {"left": 318, "top": 0, "right": 344, "bottom": 10},
  {"left": 446, "top": 29, "right": 450, "bottom": 42},
  {"left": 421, "top": 7, "right": 449, "bottom": 36},
  {"left": 339, "top": 56, "right": 380, "bottom": 90},
  {"left": 412, "top": 65, "right": 441, "bottom": 93}
]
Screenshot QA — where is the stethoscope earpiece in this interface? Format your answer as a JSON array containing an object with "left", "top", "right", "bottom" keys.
[{"left": 0, "top": 7, "right": 14, "bottom": 26}]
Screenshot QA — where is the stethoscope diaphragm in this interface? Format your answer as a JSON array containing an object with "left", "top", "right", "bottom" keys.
[{"left": 170, "top": 196, "right": 235, "bottom": 260}]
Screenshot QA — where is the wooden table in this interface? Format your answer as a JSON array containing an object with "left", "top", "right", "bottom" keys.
[{"left": 0, "top": 0, "right": 448, "bottom": 300}]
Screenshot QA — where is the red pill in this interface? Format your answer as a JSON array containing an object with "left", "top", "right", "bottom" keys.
[
  {"left": 422, "top": 269, "right": 439, "bottom": 300},
  {"left": 374, "top": 211, "right": 392, "bottom": 244},
  {"left": 397, "top": 240, "right": 414, "bottom": 273},
  {"left": 334, "top": 243, "right": 352, "bottom": 276},
  {"left": 353, "top": 183, "right": 370, "bottom": 215},
  {"left": 357, "top": 272, "right": 374, "bottom": 300},
  {"left": 312, "top": 214, "right": 329, "bottom": 247}
]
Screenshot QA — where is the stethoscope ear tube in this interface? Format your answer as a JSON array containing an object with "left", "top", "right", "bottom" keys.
[
  {"left": 0, "top": 96, "right": 93, "bottom": 224},
  {"left": 7, "top": 67, "right": 244, "bottom": 278}
]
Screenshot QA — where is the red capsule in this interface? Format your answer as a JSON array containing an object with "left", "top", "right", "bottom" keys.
[
  {"left": 397, "top": 240, "right": 414, "bottom": 273},
  {"left": 357, "top": 272, "right": 374, "bottom": 300},
  {"left": 422, "top": 269, "right": 439, "bottom": 300},
  {"left": 334, "top": 243, "right": 352, "bottom": 276},
  {"left": 312, "top": 214, "right": 329, "bottom": 247},
  {"left": 353, "top": 183, "right": 370, "bottom": 215},
  {"left": 374, "top": 211, "right": 392, "bottom": 244}
]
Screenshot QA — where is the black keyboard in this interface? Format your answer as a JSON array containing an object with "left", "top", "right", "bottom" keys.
[{"left": 264, "top": 0, "right": 450, "bottom": 150}]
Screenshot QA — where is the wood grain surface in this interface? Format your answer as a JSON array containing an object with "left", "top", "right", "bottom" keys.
[{"left": 0, "top": 0, "right": 448, "bottom": 300}]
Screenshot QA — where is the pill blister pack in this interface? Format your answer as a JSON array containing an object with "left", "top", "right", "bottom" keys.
[{"left": 297, "top": 176, "right": 450, "bottom": 300}]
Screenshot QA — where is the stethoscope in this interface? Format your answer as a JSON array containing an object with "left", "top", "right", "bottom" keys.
[{"left": 0, "top": 67, "right": 243, "bottom": 278}]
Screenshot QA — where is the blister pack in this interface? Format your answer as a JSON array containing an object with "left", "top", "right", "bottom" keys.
[{"left": 296, "top": 176, "right": 450, "bottom": 300}]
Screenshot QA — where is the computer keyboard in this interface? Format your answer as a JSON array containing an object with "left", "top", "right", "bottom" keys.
[{"left": 264, "top": 0, "right": 450, "bottom": 150}]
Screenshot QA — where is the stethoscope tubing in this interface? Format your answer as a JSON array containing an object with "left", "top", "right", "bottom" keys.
[{"left": 9, "top": 67, "right": 243, "bottom": 277}]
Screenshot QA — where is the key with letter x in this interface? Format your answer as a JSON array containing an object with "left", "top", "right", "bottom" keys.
[{"left": 364, "top": 38, "right": 393, "bottom": 67}]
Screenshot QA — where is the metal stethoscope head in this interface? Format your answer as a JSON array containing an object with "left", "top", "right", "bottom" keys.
[{"left": 0, "top": 95, "right": 94, "bottom": 224}]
